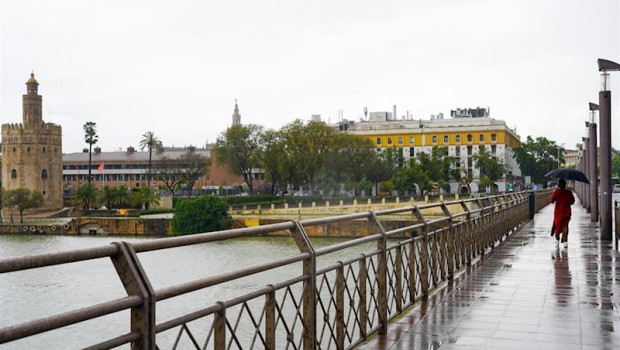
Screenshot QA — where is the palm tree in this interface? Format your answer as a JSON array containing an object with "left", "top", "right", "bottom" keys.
[
  {"left": 131, "top": 187, "right": 160, "bottom": 211},
  {"left": 83, "top": 122, "right": 98, "bottom": 184},
  {"left": 139, "top": 131, "right": 162, "bottom": 190},
  {"left": 73, "top": 183, "right": 98, "bottom": 213}
]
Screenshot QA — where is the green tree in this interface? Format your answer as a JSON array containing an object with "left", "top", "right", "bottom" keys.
[
  {"left": 214, "top": 124, "right": 263, "bottom": 194},
  {"left": 131, "top": 187, "right": 160, "bottom": 210},
  {"left": 281, "top": 120, "right": 334, "bottom": 193},
  {"left": 258, "top": 129, "right": 286, "bottom": 195},
  {"left": 139, "top": 131, "right": 162, "bottom": 190},
  {"left": 83, "top": 121, "right": 98, "bottom": 184},
  {"left": 513, "top": 136, "right": 562, "bottom": 187},
  {"left": 6, "top": 188, "right": 44, "bottom": 223},
  {"left": 98, "top": 186, "right": 116, "bottom": 212},
  {"left": 73, "top": 183, "right": 99, "bottom": 212},
  {"left": 172, "top": 195, "right": 231, "bottom": 235},
  {"left": 115, "top": 185, "right": 132, "bottom": 208},
  {"left": 612, "top": 156, "right": 620, "bottom": 178},
  {"left": 473, "top": 148, "right": 507, "bottom": 192}
]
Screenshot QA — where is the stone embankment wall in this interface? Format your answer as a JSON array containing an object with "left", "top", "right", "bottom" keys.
[{"left": 0, "top": 217, "right": 171, "bottom": 236}]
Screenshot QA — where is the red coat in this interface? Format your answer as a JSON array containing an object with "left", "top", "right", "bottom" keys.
[{"left": 550, "top": 188, "right": 575, "bottom": 228}]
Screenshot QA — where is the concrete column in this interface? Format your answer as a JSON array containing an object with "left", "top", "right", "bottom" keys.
[
  {"left": 599, "top": 75, "right": 612, "bottom": 240},
  {"left": 589, "top": 118, "right": 598, "bottom": 222},
  {"left": 582, "top": 138, "right": 589, "bottom": 209}
]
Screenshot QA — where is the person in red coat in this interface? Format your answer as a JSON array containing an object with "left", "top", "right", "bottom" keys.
[{"left": 550, "top": 178, "right": 575, "bottom": 247}]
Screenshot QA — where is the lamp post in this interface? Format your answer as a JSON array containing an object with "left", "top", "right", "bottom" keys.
[
  {"left": 582, "top": 136, "right": 589, "bottom": 209},
  {"left": 588, "top": 103, "right": 599, "bottom": 222},
  {"left": 597, "top": 58, "right": 620, "bottom": 241}
]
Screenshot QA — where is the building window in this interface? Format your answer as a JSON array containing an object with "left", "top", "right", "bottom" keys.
[
  {"left": 467, "top": 158, "right": 473, "bottom": 167},
  {"left": 491, "top": 145, "right": 497, "bottom": 154},
  {"left": 42, "top": 147, "right": 46, "bottom": 153},
  {"left": 376, "top": 148, "right": 382, "bottom": 153},
  {"left": 387, "top": 137, "right": 393, "bottom": 145},
  {"left": 479, "top": 134, "right": 485, "bottom": 142},
  {"left": 27, "top": 147, "right": 30, "bottom": 152},
  {"left": 456, "top": 146, "right": 461, "bottom": 156},
  {"left": 455, "top": 135, "right": 461, "bottom": 143},
  {"left": 42, "top": 169, "right": 48, "bottom": 179},
  {"left": 13, "top": 147, "right": 16, "bottom": 152},
  {"left": 491, "top": 133, "right": 497, "bottom": 142},
  {"left": 443, "top": 135, "right": 449, "bottom": 143},
  {"left": 432, "top": 135, "right": 437, "bottom": 144},
  {"left": 467, "top": 134, "right": 473, "bottom": 143},
  {"left": 398, "top": 136, "right": 403, "bottom": 145},
  {"left": 409, "top": 147, "right": 415, "bottom": 157},
  {"left": 467, "top": 146, "right": 473, "bottom": 155},
  {"left": 376, "top": 138, "right": 381, "bottom": 145},
  {"left": 11, "top": 169, "right": 17, "bottom": 178},
  {"left": 479, "top": 145, "right": 485, "bottom": 153},
  {"left": 409, "top": 136, "right": 414, "bottom": 144}
]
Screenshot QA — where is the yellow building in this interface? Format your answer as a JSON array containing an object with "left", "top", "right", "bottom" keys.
[{"left": 340, "top": 111, "right": 522, "bottom": 193}]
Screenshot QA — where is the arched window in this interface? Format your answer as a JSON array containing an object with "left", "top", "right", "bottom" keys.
[
  {"left": 455, "top": 135, "right": 461, "bottom": 143},
  {"left": 376, "top": 138, "right": 382, "bottom": 145},
  {"left": 467, "top": 134, "right": 473, "bottom": 143},
  {"left": 443, "top": 135, "right": 449, "bottom": 143},
  {"left": 11, "top": 169, "right": 17, "bottom": 179},
  {"left": 387, "top": 137, "right": 393, "bottom": 145},
  {"left": 432, "top": 135, "right": 437, "bottom": 143},
  {"left": 42, "top": 169, "right": 48, "bottom": 179},
  {"left": 491, "top": 133, "right": 497, "bottom": 142},
  {"left": 479, "top": 134, "right": 485, "bottom": 142},
  {"left": 398, "top": 136, "right": 403, "bottom": 145},
  {"left": 409, "top": 136, "right": 414, "bottom": 144}
]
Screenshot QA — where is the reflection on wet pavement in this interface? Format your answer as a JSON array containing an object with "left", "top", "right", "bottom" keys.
[{"left": 357, "top": 197, "right": 620, "bottom": 349}]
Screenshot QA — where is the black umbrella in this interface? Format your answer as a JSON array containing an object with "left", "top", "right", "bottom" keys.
[{"left": 545, "top": 168, "right": 589, "bottom": 184}]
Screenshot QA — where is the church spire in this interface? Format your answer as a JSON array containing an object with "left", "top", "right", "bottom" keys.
[{"left": 232, "top": 99, "right": 241, "bottom": 126}]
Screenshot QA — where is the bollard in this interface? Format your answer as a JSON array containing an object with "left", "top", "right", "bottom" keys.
[{"left": 528, "top": 191, "right": 536, "bottom": 219}]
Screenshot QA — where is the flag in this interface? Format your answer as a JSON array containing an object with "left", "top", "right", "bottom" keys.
[{"left": 97, "top": 162, "right": 104, "bottom": 172}]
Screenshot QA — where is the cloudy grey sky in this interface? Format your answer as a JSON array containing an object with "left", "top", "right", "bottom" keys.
[{"left": 1, "top": 0, "right": 619, "bottom": 153}]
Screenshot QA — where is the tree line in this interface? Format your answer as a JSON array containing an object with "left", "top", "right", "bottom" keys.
[{"left": 213, "top": 119, "right": 508, "bottom": 196}]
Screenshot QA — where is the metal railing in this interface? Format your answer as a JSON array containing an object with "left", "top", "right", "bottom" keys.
[{"left": 0, "top": 190, "right": 552, "bottom": 349}]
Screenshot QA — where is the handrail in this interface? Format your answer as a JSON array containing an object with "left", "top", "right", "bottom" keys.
[{"left": 0, "top": 189, "right": 552, "bottom": 349}]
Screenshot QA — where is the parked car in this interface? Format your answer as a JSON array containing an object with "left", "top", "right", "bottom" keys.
[{"left": 613, "top": 184, "right": 620, "bottom": 193}]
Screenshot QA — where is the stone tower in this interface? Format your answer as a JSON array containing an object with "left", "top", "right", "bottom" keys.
[
  {"left": 232, "top": 99, "right": 241, "bottom": 125},
  {"left": 1, "top": 73, "right": 63, "bottom": 211}
]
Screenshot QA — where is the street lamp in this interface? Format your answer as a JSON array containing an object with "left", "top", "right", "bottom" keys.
[
  {"left": 588, "top": 102, "right": 599, "bottom": 222},
  {"left": 597, "top": 58, "right": 620, "bottom": 241}
]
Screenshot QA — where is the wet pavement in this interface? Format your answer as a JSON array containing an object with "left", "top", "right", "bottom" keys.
[{"left": 358, "top": 198, "right": 620, "bottom": 349}]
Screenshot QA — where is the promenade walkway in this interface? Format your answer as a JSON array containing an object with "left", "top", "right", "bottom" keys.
[{"left": 358, "top": 197, "right": 620, "bottom": 349}]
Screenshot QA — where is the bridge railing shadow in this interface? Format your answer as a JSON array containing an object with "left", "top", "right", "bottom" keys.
[{"left": 0, "top": 189, "right": 552, "bottom": 349}]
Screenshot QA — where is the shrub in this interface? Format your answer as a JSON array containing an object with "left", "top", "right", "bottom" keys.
[{"left": 172, "top": 195, "right": 231, "bottom": 235}]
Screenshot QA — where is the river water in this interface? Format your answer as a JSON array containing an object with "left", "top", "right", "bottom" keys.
[{"left": 0, "top": 234, "right": 378, "bottom": 349}]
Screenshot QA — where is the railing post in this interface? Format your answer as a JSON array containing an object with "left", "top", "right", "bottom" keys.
[
  {"left": 290, "top": 221, "right": 316, "bottom": 350},
  {"left": 412, "top": 207, "right": 429, "bottom": 299},
  {"left": 358, "top": 254, "right": 367, "bottom": 340},
  {"left": 440, "top": 204, "right": 454, "bottom": 279},
  {"left": 459, "top": 201, "right": 473, "bottom": 266},
  {"left": 265, "top": 286, "right": 276, "bottom": 350},
  {"left": 336, "top": 263, "right": 345, "bottom": 349},
  {"left": 407, "top": 240, "right": 416, "bottom": 301},
  {"left": 214, "top": 302, "right": 226, "bottom": 350},
  {"left": 395, "top": 244, "right": 403, "bottom": 312},
  {"left": 368, "top": 212, "right": 388, "bottom": 335},
  {"left": 110, "top": 242, "right": 155, "bottom": 350}
]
